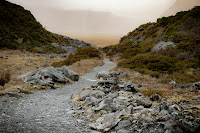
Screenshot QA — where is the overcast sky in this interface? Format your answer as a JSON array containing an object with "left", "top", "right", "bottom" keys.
[
  {"left": 8, "top": 0, "right": 175, "bottom": 17},
  {"left": 7, "top": 0, "right": 199, "bottom": 36}
]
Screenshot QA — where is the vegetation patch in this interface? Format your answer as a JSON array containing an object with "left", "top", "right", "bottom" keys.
[
  {"left": 0, "top": 0, "right": 70, "bottom": 53},
  {"left": 0, "top": 70, "right": 11, "bottom": 86},
  {"left": 52, "top": 47, "right": 101, "bottom": 67},
  {"left": 104, "top": 6, "right": 200, "bottom": 85}
]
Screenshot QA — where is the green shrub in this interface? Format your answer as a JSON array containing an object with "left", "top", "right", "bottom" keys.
[
  {"left": 118, "top": 53, "right": 179, "bottom": 73},
  {"left": 162, "top": 70, "right": 200, "bottom": 85}
]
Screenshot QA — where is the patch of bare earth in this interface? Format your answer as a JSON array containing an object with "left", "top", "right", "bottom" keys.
[
  {"left": 69, "top": 59, "right": 104, "bottom": 76},
  {"left": 0, "top": 49, "right": 63, "bottom": 90}
]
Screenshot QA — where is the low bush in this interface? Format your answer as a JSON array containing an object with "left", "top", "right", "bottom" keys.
[
  {"left": 161, "top": 70, "right": 200, "bottom": 85},
  {"left": 0, "top": 70, "right": 11, "bottom": 86},
  {"left": 138, "top": 88, "right": 164, "bottom": 97},
  {"left": 118, "top": 53, "right": 179, "bottom": 73}
]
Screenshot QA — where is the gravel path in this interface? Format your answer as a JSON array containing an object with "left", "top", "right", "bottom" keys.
[{"left": 0, "top": 58, "right": 116, "bottom": 133}]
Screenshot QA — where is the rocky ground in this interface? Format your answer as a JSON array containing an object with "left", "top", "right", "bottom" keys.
[
  {"left": 71, "top": 72, "right": 200, "bottom": 133},
  {"left": 0, "top": 51, "right": 200, "bottom": 133},
  {"left": 0, "top": 59, "right": 116, "bottom": 133}
]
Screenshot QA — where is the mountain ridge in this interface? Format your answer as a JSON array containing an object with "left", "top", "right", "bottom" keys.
[{"left": 0, "top": 0, "right": 91, "bottom": 53}]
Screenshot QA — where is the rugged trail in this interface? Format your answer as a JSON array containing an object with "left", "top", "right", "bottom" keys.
[{"left": 0, "top": 58, "right": 116, "bottom": 133}]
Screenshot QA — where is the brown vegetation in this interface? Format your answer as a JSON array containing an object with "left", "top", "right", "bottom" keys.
[
  {"left": 0, "top": 49, "right": 63, "bottom": 89},
  {"left": 69, "top": 59, "right": 104, "bottom": 76},
  {"left": 0, "top": 70, "right": 11, "bottom": 86},
  {"left": 52, "top": 47, "right": 101, "bottom": 67}
]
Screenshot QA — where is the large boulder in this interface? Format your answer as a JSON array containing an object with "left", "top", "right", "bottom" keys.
[
  {"left": 68, "top": 69, "right": 79, "bottom": 81},
  {"left": 17, "top": 66, "right": 79, "bottom": 89},
  {"left": 151, "top": 41, "right": 176, "bottom": 52},
  {"left": 136, "top": 97, "right": 152, "bottom": 108},
  {"left": 89, "top": 113, "right": 121, "bottom": 132}
]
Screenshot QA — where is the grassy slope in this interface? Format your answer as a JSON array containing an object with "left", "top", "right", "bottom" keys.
[
  {"left": 103, "top": 6, "right": 200, "bottom": 85},
  {"left": 0, "top": 0, "right": 70, "bottom": 53}
]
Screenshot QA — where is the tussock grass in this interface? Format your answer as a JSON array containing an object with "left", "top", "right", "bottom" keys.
[{"left": 0, "top": 70, "right": 11, "bottom": 86}]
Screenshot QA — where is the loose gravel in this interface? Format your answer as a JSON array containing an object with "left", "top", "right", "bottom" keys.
[{"left": 0, "top": 58, "right": 116, "bottom": 133}]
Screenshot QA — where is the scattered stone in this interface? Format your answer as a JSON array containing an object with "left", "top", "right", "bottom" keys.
[
  {"left": 50, "top": 43, "right": 64, "bottom": 52},
  {"left": 150, "top": 94, "right": 162, "bottom": 102},
  {"left": 70, "top": 71, "right": 200, "bottom": 133},
  {"left": 136, "top": 97, "right": 152, "bottom": 108},
  {"left": 115, "top": 120, "right": 132, "bottom": 130},
  {"left": 89, "top": 113, "right": 121, "bottom": 132},
  {"left": 151, "top": 41, "right": 176, "bottom": 52}
]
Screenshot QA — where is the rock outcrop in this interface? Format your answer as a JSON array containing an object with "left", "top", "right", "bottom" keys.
[
  {"left": 151, "top": 41, "right": 176, "bottom": 52},
  {"left": 17, "top": 66, "right": 79, "bottom": 89}
]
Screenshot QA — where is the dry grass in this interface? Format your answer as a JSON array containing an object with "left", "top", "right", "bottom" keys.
[
  {"left": 110, "top": 65, "right": 200, "bottom": 102},
  {"left": 69, "top": 59, "right": 104, "bottom": 76},
  {"left": 112, "top": 67, "right": 170, "bottom": 90},
  {"left": 0, "top": 49, "right": 63, "bottom": 89}
]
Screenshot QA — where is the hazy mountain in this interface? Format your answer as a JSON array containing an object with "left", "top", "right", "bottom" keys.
[{"left": 161, "top": 0, "right": 200, "bottom": 17}]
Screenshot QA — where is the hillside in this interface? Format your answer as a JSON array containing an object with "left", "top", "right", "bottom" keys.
[
  {"left": 104, "top": 6, "right": 200, "bottom": 85},
  {"left": 0, "top": 0, "right": 91, "bottom": 53}
]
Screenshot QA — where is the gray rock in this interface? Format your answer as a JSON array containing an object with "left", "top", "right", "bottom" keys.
[
  {"left": 95, "top": 100, "right": 112, "bottom": 111},
  {"left": 117, "top": 129, "right": 132, "bottom": 133},
  {"left": 159, "top": 101, "right": 169, "bottom": 111},
  {"left": 181, "top": 81, "right": 200, "bottom": 92},
  {"left": 86, "top": 97, "right": 100, "bottom": 106},
  {"left": 61, "top": 46, "right": 77, "bottom": 54},
  {"left": 151, "top": 41, "right": 176, "bottom": 52},
  {"left": 97, "top": 72, "right": 109, "bottom": 78},
  {"left": 141, "top": 123, "right": 166, "bottom": 133},
  {"left": 139, "top": 113, "right": 153, "bottom": 123},
  {"left": 79, "top": 91, "right": 91, "bottom": 100},
  {"left": 18, "top": 66, "right": 78, "bottom": 88},
  {"left": 113, "top": 98, "right": 129, "bottom": 107},
  {"left": 90, "top": 90, "right": 105, "bottom": 99},
  {"left": 104, "top": 98, "right": 113, "bottom": 105},
  {"left": 50, "top": 43, "right": 64, "bottom": 52},
  {"left": 109, "top": 71, "right": 126, "bottom": 77},
  {"left": 136, "top": 97, "right": 152, "bottom": 108},
  {"left": 89, "top": 113, "right": 121, "bottom": 132},
  {"left": 119, "top": 82, "right": 137, "bottom": 92},
  {"left": 150, "top": 94, "right": 162, "bottom": 101},
  {"left": 68, "top": 69, "right": 79, "bottom": 81},
  {"left": 168, "top": 104, "right": 182, "bottom": 114},
  {"left": 157, "top": 110, "right": 170, "bottom": 121},
  {"left": 61, "top": 66, "right": 70, "bottom": 78},
  {"left": 107, "top": 92, "right": 118, "bottom": 99},
  {"left": 115, "top": 120, "right": 132, "bottom": 130},
  {"left": 51, "top": 71, "right": 69, "bottom": 83}
]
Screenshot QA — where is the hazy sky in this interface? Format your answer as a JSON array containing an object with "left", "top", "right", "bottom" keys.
[{"left": 7, "top": 0, "right": 199, "bottom": 36}]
